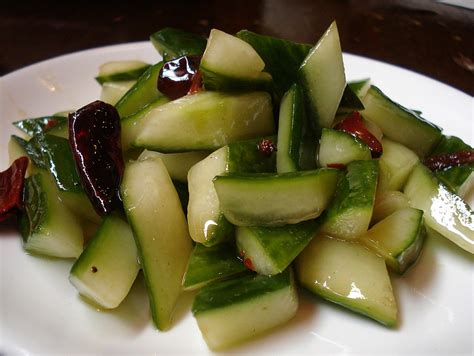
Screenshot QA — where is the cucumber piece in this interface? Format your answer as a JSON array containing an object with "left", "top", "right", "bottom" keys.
[
  {"left": 348, "top": 78, "right": 371, "bottom": 99},
  {"left": 100, "top": 80, "right": 136, "bottom": 105},
  {"left": 132, "top": 91, "right": 275, "bottom": 152},
  {"left": 298, "top": 115, "right": 318, "bottom": 170},
  {"left": 121, "top": 96, "right": 170, "bottom": 152},
  {"left": 182, "top": 242, "right": 247, "bottom": 291},
  {"left": 429, "top": 135, "right": 474, "bottom": 197},
  {"left": 150, "top": 151, "right": 209, "bottom": 183},
  {"left": 296, "top": 235, "right": 397, "bottom": 326},
  {"left": 277, "top": 84, "right": 304, "bottom": 173},
  {"left": 337, "top": 84, "right": 365, "bottom": 114},
  {"left": 371, "top": 190, "right": 410, "bottom": 224},
  {"left": 404, "top": 163, "right": 474, "bottom": 254},
  {"left": 236, "top": 30, "right": 311, "bottom": 98},
  {"left": 188, "top": 137, "right": 276, "bottom": 246},
  {"left": 95, "top": 60, "right": 150, "bottom": 84},
  {"left": 360, "top": 207, "right": 425, "bottom": 274},
  {"left": 200, "top": 29, "right": 272, "bottom": 91},
  {"left": 298, "top": 21, "right": 346, "bottom": 131},
  {"left": 115, "top": 61, "right": 163, "bottom": 118},
  {"left": 362, "top": 85, "right": 442, "bottom": 157},
  {"left": 121, "top": 152, "right": 193, "bottom": 330},
  {"left": 13, "top": 115, "right": 67, "bottom": 137},
  {"left": 321, "top": 160, "right": 378, "bottom": 239},
  {"left": 214, "top": 168, "right": 341, "bottom": 226},
  {"left": 16, "top": 133, "right": 100, "bottom": 223},
  {"left": 236, "top": 219, "right": 319, "bottom": 275},
  {"left": 69, "top": 213, "right": 140, "bottom": 309},
  {"left": 192, "top": 269, "right": 298, "bottom": 350},
  {"left": 20, "top": 170, "right": 83, "bottom": 258},
  {"left": 378, "top": 138, "right": 419, "bottom": 192},
  {"left": 317, "top": 128, "right": 371, "bottom": 168},
  {"left": 150, "top": 27, "right": 207, "bottom": 61}
]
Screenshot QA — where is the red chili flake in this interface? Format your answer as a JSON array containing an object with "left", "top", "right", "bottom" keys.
[
  {"left": 327, "top": 163, "right": 346, "bottom": 169},
  {"left": 91, "top": 266, "right": 98, "bottom": 273},
  {"left": 239, "top": 250, "right": 245, "bottom": 258},
  {"left": 244, "top": 258, "right": 255, "bottom": 271},
  {"left": 187, "top": 71, "right": 203, "bottom": 95},
  {"left": 334, "top": 112, "right": 383, "bottom": 158},
  {"left": 44, "top": 119, "right": 59, "bottom": 131},
  {"left": 424, "top": 150, "right": 474, "bottom": 171},
  {"left": 0, "top": 157, "right": 29, "bottom": 223},
  {"left": 258, "top": 139, "right": 277, "bottom": 157}
]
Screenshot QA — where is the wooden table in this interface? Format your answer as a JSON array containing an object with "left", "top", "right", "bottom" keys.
[{"left": 1, "top": 0, "right": 473, "bottom": 95}]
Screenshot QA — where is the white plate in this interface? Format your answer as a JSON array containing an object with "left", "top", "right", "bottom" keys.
[{"left": 1, "top": 42, "right": 472, "bottom": 355}]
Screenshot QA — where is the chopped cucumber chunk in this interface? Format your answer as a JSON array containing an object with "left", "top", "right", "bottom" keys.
[
  {"left": 321, "top": 160, "right": 378, "bottom": 239},
  {"left": 277, "top": 84, "right": 304, "bottom": 173},
  {"left": 100, "top": 80, "right": 136, "bottom": 105},
  {"left": 182, "top": 242, "right": 247, "bottom": 291},
  {"left": 297, "top": 235, "right": 397, "bottom": 326},
  {"left": 69, "top": 213, "right": 140, "bottom": 309},
  {"left": 131, "top": 91, "right": 275, "bottom": 152},
  {"left": 95, "top": 60, "right": 150, "bottom": 84},
  {"left": 20, "top": 170, "right": 84, "bottom": 258},
  {"left": 371, "top": 190, "right": 410, "bottom": 224},
  {"left": 404, "top": 163, "right": 474, "bottom": 254},
  {"left": 362, "top": 85, "right": 442, "bottom": 157},
  {"left": 236, "top": 219, "right": 319, "bottom": 275},
  {"left": 361, "top": 207, "right": 425, "bottom": 274},
  {"left": 317, "top": 128, "right": 371, "bottom": 168},
  {"left": 150, "top": 27, "right": 207, "bottom": 61},
  {"left": 214, "top": 169, "right": 341, "bottom": 226},
  {"left": 121, "top": 152, "right": 193, "bottom": 330},
  {"left": 193, "top": 269, "right": 298, "bottom": 350},
  {"left": 298, "top": 21, "right": 346, "bottom": 130}
]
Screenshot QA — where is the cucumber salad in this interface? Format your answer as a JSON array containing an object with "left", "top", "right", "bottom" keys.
[{"left": 1, "top": 22, "right": 473, "bottom": 351}]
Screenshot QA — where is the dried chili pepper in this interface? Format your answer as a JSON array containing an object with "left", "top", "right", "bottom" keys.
[{"left": 0, "top": 157, "right": 29, "bottom": 223}]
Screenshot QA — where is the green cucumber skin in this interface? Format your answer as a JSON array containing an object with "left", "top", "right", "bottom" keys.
[
  {"left": 200, "top": 66, "right": 272, "bottom": 92},
  {"left": 21, "top": 171, "right": 83, "bottom": 258},
  {"left": 318, "top": 128, "right": 371, "bottom": 167},
  {"left": 13, "top": 115, "right": 67, "bottom": 137},
  {"left": 362, "top": 85, "right": 442, "bottom": 157},
  {"left": 362, "top": 208, "right": 425, "bottom": 274},
  {"left": 404, "top": 163, "right": 474, "bottom": 254},
  {"left": 321, "top": 160, "right": 378, "bottom": 239},
  {"left": 236, "top": 30, "right": 311, "bottom": 99},
  {"left": 214, "top": 169, "right": 341, "bottom": 226},
  {"left": 337, "top": 84, "right": 365, "bottom": 114},
  {"left": 115, "top": 61, "right": 163, "bottom": 118},
  {"left": 19, "top": 134, "right": 82, "bottom": 193},
  {"left": 192, "top": 268, "right": 293, "bottom": 315},
  {"left": 95, "top": 64, "right": 151, "bottom": 85},
  {"left": 236, "top": 219, "right": 320, "bottom": 275},
  {"left": 277, "top": 84, "right": 304, "bottom": 173},
  {"left": 348, "top": 78, "right": 371, "bottom": 99},
  {"left": 430, "top": 135, "right": 473, "bottom": 193},
  {"left": 69, "top": 213, "right": 140, "bottom": 309},
  {"left": 150, "top": 27, "right": 207, "bottom": 61},
  {"left": 182, "top": 242, "right": 247, "bottom": 290}
]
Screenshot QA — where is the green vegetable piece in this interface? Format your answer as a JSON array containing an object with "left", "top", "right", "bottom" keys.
[
  {"left": 321, "top": 160, "right": 378, "bottom": 239},
  {"left": 236, "top": 30, "right": 311, "bottom": 99},
  {"left": 193, "top": 269, "right": 298, "bottom": 350},
  {"left": 182, "top": 242, "right": 247, "bottom": 291},
  {"left": 13, "top": 115, "right": 67, "bottom": 137},
  {"left": 150, "top": 27, "right": 207, "bottom": 61}
]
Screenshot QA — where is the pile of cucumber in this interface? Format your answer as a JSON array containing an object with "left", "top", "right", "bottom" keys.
[{"left": 7, "top": 22, "right": 473, "bottom": 351}]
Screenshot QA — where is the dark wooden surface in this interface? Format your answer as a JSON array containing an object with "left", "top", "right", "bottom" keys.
[{"left": 1, "top": 0, "right": 473, "bottom": 94}]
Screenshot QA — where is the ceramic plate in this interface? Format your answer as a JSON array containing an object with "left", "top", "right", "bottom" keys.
[{"left": 1, "top": 42, "right": 472, "bottom": 355}]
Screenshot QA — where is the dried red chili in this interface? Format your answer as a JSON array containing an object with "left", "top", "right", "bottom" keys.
[
  {"left": 334, "top": 112, "right": 383, "bottom": 158},
  {"left": 69, "top": 100, "right": 124, "bottom": 216},
  {"left": 158, "top": 55, "right": 202, "bottom": 100},
  {"left": 424, "top": 150, "right": 474, "bottom": 171},
  {"left": 0, "top": 157, "right": 29, "bottom": 223}
]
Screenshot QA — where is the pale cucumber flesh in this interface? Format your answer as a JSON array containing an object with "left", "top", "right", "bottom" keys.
[{"left": 296, "top": 235, "right": 397, "bottom": 326}]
